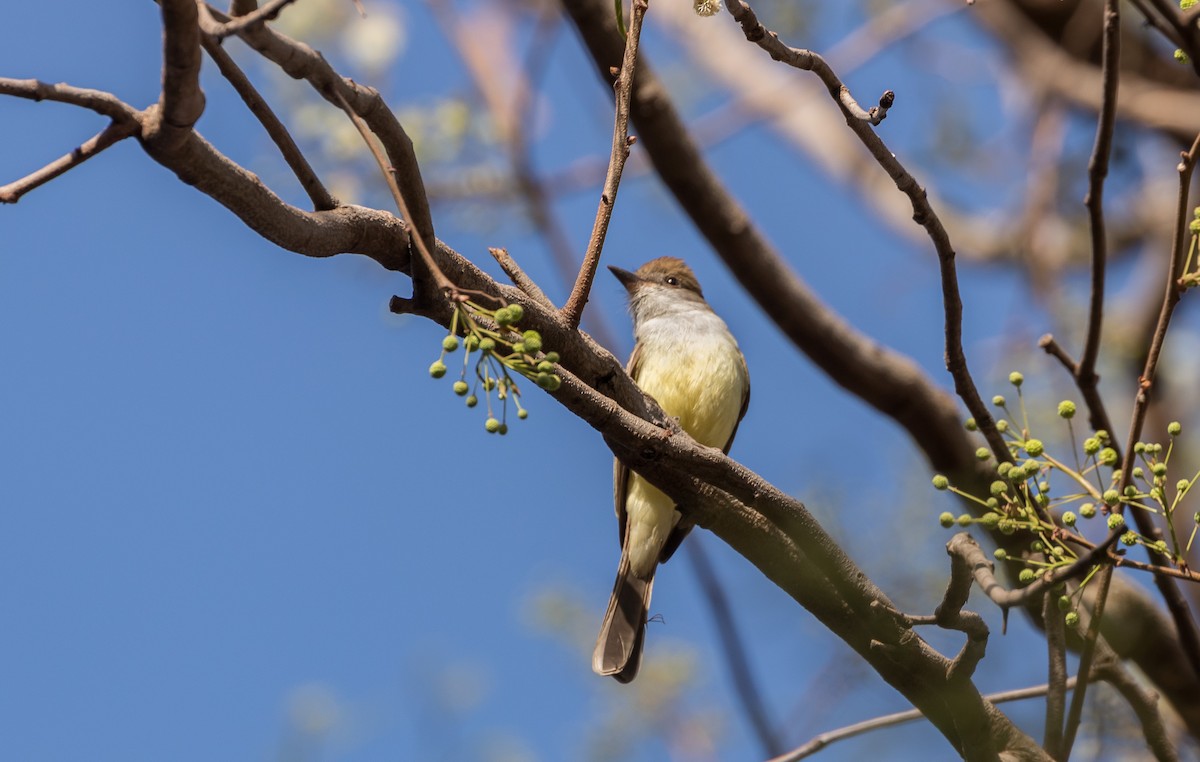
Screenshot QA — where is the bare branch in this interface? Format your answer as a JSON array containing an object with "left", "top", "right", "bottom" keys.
[
  {"left": 0, "top": 78, "right": 141, "bottom": 122},
  {"left": 685, "top": 539, "right": 783, "bottom": 758},
  {"left": 771, "top": 678, "right": 1077, "bottom": 762},
  {"left": 723, "top": 0, "right": 1007, "bottom": 461},
  {"left": 1042, "top": 585, "right": 1068, "bottom": 758},
  {"left": 488, "top": 247, "right": 555, "bottom": 312},
  {"left": 206, "top": 5, "right": 439, "bottom": 266},
  {"left": 0, "top": 120, "right": 138, "bottom": 204},
  {"left": 157, "top": 0, "right": 206, "bottom": 148},
  {"left": 200, "top": 35, "right": 336, "bottom": 211},
  {"left": 1077, "top": 0, "right": 1120, "bottom": 395},
  {"left": 198, "top": 0, "right": 298, "bottom": 39},
  {"left": 560, "top": 0, "right": 646, "bottom": 329}
]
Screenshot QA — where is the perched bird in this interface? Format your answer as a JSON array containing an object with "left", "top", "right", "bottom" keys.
[{"left": 593, "top": 257, "right": 750, "bottom": 683}]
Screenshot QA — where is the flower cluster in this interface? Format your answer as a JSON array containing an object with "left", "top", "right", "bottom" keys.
[
  {"left": 933, "top": 371, "right": 1200, "bottom": 627},
  {"left": 429, "top": 300, "right": 562, "bottom": 435}
]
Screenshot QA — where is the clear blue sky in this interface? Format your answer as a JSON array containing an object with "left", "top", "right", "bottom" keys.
[{"left": 1, "top": 2, "right": 1151, "bottom": 760}]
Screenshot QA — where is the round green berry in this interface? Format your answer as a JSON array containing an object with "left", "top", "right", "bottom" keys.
[
  {"left": 999, "top": 519, "right": 1017, "bottom": 535},
  {"left": 543, "top": 351, "right": 560, "bottom": 364},
  {"left": 1153, "top": 462, "right": 1168, "bottom": 477},
  {"left": 939, "top": 512, "right": 955, "bottom": 528},
  {"left": 517, "top": 409, "right": 528, "bottom": 420},
  {"left": 1103, "top": 489, "right": 1119, "bottom": 506},
  {"left": 1107, "top": 513, "right": 1125, "bottom": 530},
  {"left": 452, "top": 380, "right": 469, "bottom": 396},
  {"left": 512, "top": 342, "right": 526, "bottom": 354},
  {"left": 1098, "top": 447, "right": 1118, "bottom": 466},
  {"left": 1132, "top": 467, "right": 1145, "bottom": 480},
  {"left": 1096, "top": 430, "right": 1110, "bottom": 443},
  {"left": 1154, "top": 539, "right": 1168, "bottom": 554},
  {"left": 1057, "top": 595, "right": 1071, "bottom": 611},
  {"left": 1009, "top": 371, "right": 1024, "bottom": 387},
  {"left": 1121, "top": 531, "right": 1138, "bottom": 546},
  {"left": 992, "top": 395, "right": 1006, "bottom": 407},
  {"left": 494, "top": 307, "right": 514, "bottom": 327},
  {"left": 1134, "top": 442, "right": 1146, "bottom": 454},
  {"left": 1062, "top": 511, "right": 1077, "bottom": 527},
  {"left": 429, "top": 360, "right": 447, "bottom": 378},
  {"left": 986, "top": 497, "right": 999, "bottom": 509},
  {"left": 465, "top": 334, "right": 481, "bottom": 351},
  {"left": 975, "top": 447, "right": 991, "bottom": 461},
  {"left": 996, "top": 420, "right": 1009, "bottom": 433},
  {"left": 981, "top": 512, "right": 1000, "bottom": 530},
  {"left": 1178, "top": 480, "right": 1190, "bottom": 494},
  {"left": 994, "top": 548, "right": 1008, "bottom": 560},
  {"left": 1083, "top": 437, "right": 1100, "bottom": 455},
  {"left": 498, "top": 423, "right": 509, "bottom": 436},
  {"left": 990, "top": 480, "right": 1008, "bottom": 497},
  {"left": 522, "top": 330, "right": 542, "bottom": 353},
  {"left": 442, "top": 335, "right": 460, "bottom": 352},
  {"left": 957, "top": 514, "right": 972, "bottom": 527},
  {"left": 1065, "top": 612, "right": 1080, "bottom": 627},
  {"left": 485, "top": 417, "right": 501, "bottom": 433},
  {"left": 479, "top": 337, "right": 496, "bottom": 352},
  {"left": 1057, "top": 401, "right": 1076, "bottom": 419},
  {"left": 1024, "top": 439, "right": 1044, "bottom": 457},
  {"left": 507, "top": 304, "right": 525, "bottom": 322},
  {"left": 465, "top": 395, "right": 478, "bottom": 408},
  {"left": 964, "top": 417, "right": 978, "bottom": 431},
  {"left": 1169, "top": 421, "right": 1182, "bottom": 436},
  {"left": 537, "top": 360, "right": 555, "bottom": 373},
  {"left": 1080, "top": 503, "right": 1096, "bottom": 519},
  {"left": 997, "top": 462, "right": 1012, "bottom": 477},
  {"left": 1032, "top": 541, "right": 1044, "bottom": 552},
  {"left": 1019, "top": 568, "right": 1035, "bottom": 584},
  {"left": 932, "top": 475, "right": 950, "bottom": 491}
]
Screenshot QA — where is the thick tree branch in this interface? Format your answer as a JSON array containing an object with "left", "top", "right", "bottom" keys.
[{"left": 157, "top": 0, "right": 206, "bottom": 149}]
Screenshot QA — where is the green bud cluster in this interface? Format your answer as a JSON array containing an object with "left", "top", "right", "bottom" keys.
[{"left": 427, "top": 302, "right": 564, "bottom": 436}]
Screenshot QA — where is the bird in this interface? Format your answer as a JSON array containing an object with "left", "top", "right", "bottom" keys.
[{"left": 593, "top": 256, "right": 750, "bottom": 683}]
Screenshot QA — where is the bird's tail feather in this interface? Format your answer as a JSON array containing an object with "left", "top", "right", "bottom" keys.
[{"left": 592, "top": 552, "right": 654, "bottom": 683}]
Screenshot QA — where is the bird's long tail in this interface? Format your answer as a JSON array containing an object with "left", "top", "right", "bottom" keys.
[{"left": 592, "top": 551, "right": 654, "bottom": 683}]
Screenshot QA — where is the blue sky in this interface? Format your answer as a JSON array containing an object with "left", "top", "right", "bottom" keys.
[{"left": 1, "top": 2, "right": 1173, "bottom": 760}]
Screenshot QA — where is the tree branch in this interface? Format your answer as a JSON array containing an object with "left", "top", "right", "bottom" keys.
[
  {"left": 199, "top": 35, "right": 336, "bottom": 211},
  {"left": 157, "top": 0, "right": 206, "bottom": 149},
  {"left": 0, "top": 120, "right": 139, "bottom": 204},
  {"left": 560, "top": 0, "right": 645, "bottom": 329}
]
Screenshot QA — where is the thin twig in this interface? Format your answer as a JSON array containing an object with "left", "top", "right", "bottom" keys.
[
  {"left": 723, "top": 0, "right": 1005, "bottom": 462},
  {"left": 769, "top": 678, "right": 1077, "bottom": 762},
  {"left": 560, "top": 0, "right": 646, "bottom": 329},
  {"left": 1042, "top": 587, "right": 1067, "bottom": 759},
  {"left": 200, "top": 35, "right": 336, "bottom": 211},
  {"left": 329, "top": 88, "right": 458, "bottom": 300},
  {"left": 0, "top": 120, "right": 139, "bottom": 204},
  {"left": 1076, "top": 0, "right": 1120, "bottom": 405},
  {"left": 685, "top": 539, "right": 783, "bottom": 758},
  {"left": 488, "top": 247, "right": 555, "bottom": 312},
  {"left": 197, "top": 0, "right": 299, "bottom": 39},
  {"left": 1061, "top": 566, "right": 1114, "bottom": 759}
]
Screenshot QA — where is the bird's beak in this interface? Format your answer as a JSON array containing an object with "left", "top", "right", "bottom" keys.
[{"left": 608, "top": 265, "right": 640, "bottom": 291}]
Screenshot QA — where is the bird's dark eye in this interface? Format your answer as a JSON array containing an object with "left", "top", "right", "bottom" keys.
[{"left": 665, "top": 276, "right": 679, "bottom": 286}]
